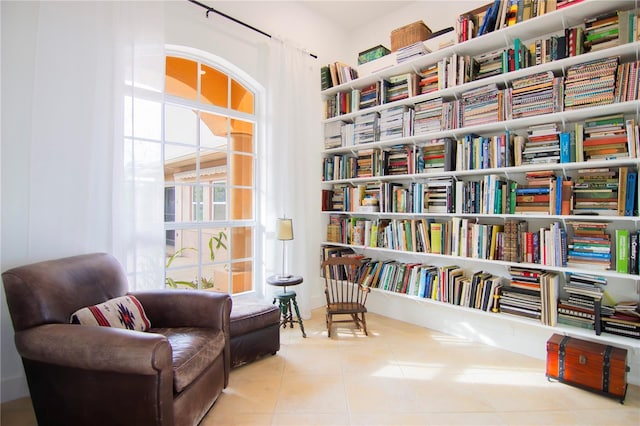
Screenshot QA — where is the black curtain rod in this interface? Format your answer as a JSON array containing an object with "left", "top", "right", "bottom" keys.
[{"left": 187, "top": 0, "right": 318, "bottom": 59}]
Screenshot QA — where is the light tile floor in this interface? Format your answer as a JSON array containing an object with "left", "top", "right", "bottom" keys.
[{"left": 2, "top": 309, "right": 639, "bottom": 426}]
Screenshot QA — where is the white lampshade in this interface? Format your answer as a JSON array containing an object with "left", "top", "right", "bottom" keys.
[{"left": 276, "top": 218, "right": 294, "bottom": 241}]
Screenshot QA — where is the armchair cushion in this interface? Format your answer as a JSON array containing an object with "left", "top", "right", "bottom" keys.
[
  {"left": 151, "top": 327, "right": 225, "bottom": 393},
  {"left": 70, "top": 295, "right": 151, "bottom": 331}
]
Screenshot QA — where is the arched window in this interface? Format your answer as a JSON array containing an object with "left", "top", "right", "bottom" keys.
[{"left": 162, "top": 52, "right": 259, "bottom": 294}]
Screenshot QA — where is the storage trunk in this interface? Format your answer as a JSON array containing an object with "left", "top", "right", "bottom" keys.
[{"left": 546, "top": 333, "right": 629, "bottom": 402}]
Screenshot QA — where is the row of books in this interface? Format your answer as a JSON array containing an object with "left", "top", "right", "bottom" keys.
[
  {"left": 322, "top": 138, "right": 457, "bottom": 180},
  {"left": 324, "top": 111, "right": 640, "bottom": 173},
  {"left": 325, "top": 214, "right": 640, "bottom": 275},
  {"left": 321, "top": 61, "right": 358, "bottom": 91},
  {"left": 558, "top": 273, "right": 640, "bottom": 338},
  {"left": 400, "top": 9, "right": 636, "bottom": 97},
  {"left": 500, "top": 267, "right": 559, "bottom": 325},
  {"left": 323, "top": 4, "right": 638, "bottom": 94},
  {"left": 614, "top": 229, "right": 640, "bottom": 275},
  {"left": 324, "top": 215, "right": 611, "bottom": 271},
  {"left": 321, "top": 247, "right": 505, "bottom": 309},
  {"left": 326, "top": 55, "right": 636, "bottom": 126},
  {"left": 323, "top": 163, "right": 638, "bottom": 218},
  {"left": 456, "top": 2, "right": 637, "bottom": 58},
  {"left": 322, "top": 246, "right": 640, "bottom": 337},
  {"left": 457, "top": 0, "right": 562, "bottom": 43}
]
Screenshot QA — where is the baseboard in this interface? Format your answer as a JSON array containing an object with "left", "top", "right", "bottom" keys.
[{"left": 1, "top": 375, "right": 30, "bottom": 403}]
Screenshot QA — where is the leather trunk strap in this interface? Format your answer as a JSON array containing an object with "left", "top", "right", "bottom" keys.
[
  {"left": 603, "top": 345, "right": 612, "bottom": 393},
  {"left": 558, "top": 335, "right": 570, "bottom": 380}
]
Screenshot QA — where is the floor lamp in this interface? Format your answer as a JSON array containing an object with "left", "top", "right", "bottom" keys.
[{"left": 276, "top": 218, "right": 294, "bottom": 279}]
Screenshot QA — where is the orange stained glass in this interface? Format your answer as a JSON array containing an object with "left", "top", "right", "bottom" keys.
[
  {"left": 230, "top": 119, "right": 254, "bottom": 153},
  {"left": 166, "top": 56, "right": 197, "bottom": 100},
  {"left": 231, "top": 79, "right": 254, "bottom": 114},
  {"left": 201, "top": 64, "right": 228, "bottom": 108}
]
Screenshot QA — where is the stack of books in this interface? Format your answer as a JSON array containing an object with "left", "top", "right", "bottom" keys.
[
  {"left": 385, "top": 73, "right": 419, "bottom": 102},
  {"left": 413, "top": 98, "right": 444, "bottom": 135},
  {"left": 460, "top": 84, "right": 502, "bottom": 127},
  {"left": 522, "top": 123, "right": 561, "bottom": 164},
  {"left": 584, "top": 11, "right": 620, "bottom": 53},
  {"left": 572, "top": 168, "right": 619, "bottom": 215},
  {"left": 500, "top": 268, "right": 543, "bottom": 321},
  {"left": 359, "top": 80, "right": 387, "bottom": 110},
  {"left": 355, "top": 149, "right": 381, "bottom": 179},
  {"left": 423, "top": 177, "right": 455, "bottom": 213},
  {"left": 384, "top": 145, "right": 413, "bottom": 176},
  {"left": 418, "top": 138, "right": 456, "bottom": 173},
  {"left": 566, "top": 221, "right": 612, "bottom": 270},
  {"left": 514, "top": 170, "right": 555, "bottom": 214},
  {"left": 323, "top": 121, "right": 346, "bottom": 149},
  {"left": 396, "top": 42, "right": 431, "bottom": 64},
  {"left": 510, "top": 71, "right": 563, "bottom": 119},
  {"left": 583, "top": 114, "right": 629, "bottom": 161},
  {"left": 473, "top": 49, "right": 503, "bottom": 80},
  {"left": 417, "top": 63, "right": 440, "bottom": 94},
  {"left": 601, "top": 300, "right": 640, "bottom": 339},
  {"left": 500, "top": 267, "right": 559, "bottom": 326},
  {"left": 353, "top": 112, "right": 379, "bottom": 145},
  {"left": 378, "top": 105, "right": 412, "bottom": 142},
  {"left": 564, "top": 56, "right": 619, "bottom": 110},
  {"left": 558, "top": 272, "right": 605, "bottom": 332}
]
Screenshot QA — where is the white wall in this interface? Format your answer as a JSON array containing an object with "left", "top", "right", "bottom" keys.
[{"left": 1, "top": 1, "right": 40, "bottom": 403}]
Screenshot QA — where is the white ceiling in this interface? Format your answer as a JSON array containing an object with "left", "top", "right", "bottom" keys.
[{"left": 300, "top": 1, "right": 416, "bottom": 32}]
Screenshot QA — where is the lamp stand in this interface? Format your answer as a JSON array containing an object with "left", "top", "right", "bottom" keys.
[{"left": 277, "top": 240, "right": 291, "bottom": 280}]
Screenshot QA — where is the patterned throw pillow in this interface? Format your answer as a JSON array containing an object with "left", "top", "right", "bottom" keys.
[{"left": 70, "top": 295, "right": 151, "bottom": 331}]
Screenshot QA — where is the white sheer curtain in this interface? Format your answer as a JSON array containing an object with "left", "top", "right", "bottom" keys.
[
  {"left": 26, "top": 1, "right": 164, "bottom": 290},
  {"left": 264, "top": 38, "right": 321, "bottom": 318}
]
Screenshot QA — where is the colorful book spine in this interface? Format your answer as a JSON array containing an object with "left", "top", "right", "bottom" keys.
[
  {"left": 559, "top": 132, "right": 571, "bottom": 163},
  {"left": 616, "top": 229, "right": 630, "bottom": 274},
  {"left": 625, "top": 172, "right": 637, "bottom": 216}
]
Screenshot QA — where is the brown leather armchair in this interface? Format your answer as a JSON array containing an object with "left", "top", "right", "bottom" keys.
[{"left": 2, "top": 252, "right": 231, "bottom": 426}]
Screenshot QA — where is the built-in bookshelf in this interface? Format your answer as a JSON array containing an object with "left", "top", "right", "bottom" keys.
[{"left": 320, "top": 0, "right": 640, "bottom": 349}]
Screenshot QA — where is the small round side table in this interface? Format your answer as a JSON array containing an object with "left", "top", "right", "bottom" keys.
[{"left": 267, "top": 275, "right": 306, "bottom": 338}]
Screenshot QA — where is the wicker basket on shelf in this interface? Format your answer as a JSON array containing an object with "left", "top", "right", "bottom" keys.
[{"left": 390, "top": 20, "right": 432, "bottom": 51}]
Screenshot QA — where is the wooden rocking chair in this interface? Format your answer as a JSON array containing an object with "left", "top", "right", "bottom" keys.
[{"left": 321, "top": 256, "right": 370, "bottom": 337}]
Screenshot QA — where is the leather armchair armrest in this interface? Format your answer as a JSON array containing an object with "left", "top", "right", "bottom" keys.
[
  {"left": 131, "top": 290, "right": 231, "bottom": 330},
  {"left": 15, "top": 324, "right": 172, "bottom": 374},
  {"left": 132, "top": 290, "right": 232, "bottom": 386}
]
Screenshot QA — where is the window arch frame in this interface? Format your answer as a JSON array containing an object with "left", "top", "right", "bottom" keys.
[{"left": 162, "top": 45, "right": 265, "bottom": 295}]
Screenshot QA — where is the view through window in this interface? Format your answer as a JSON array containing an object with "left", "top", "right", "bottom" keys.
[{"left": 163, "top": 54, "right": 257, "bottom": 294}]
